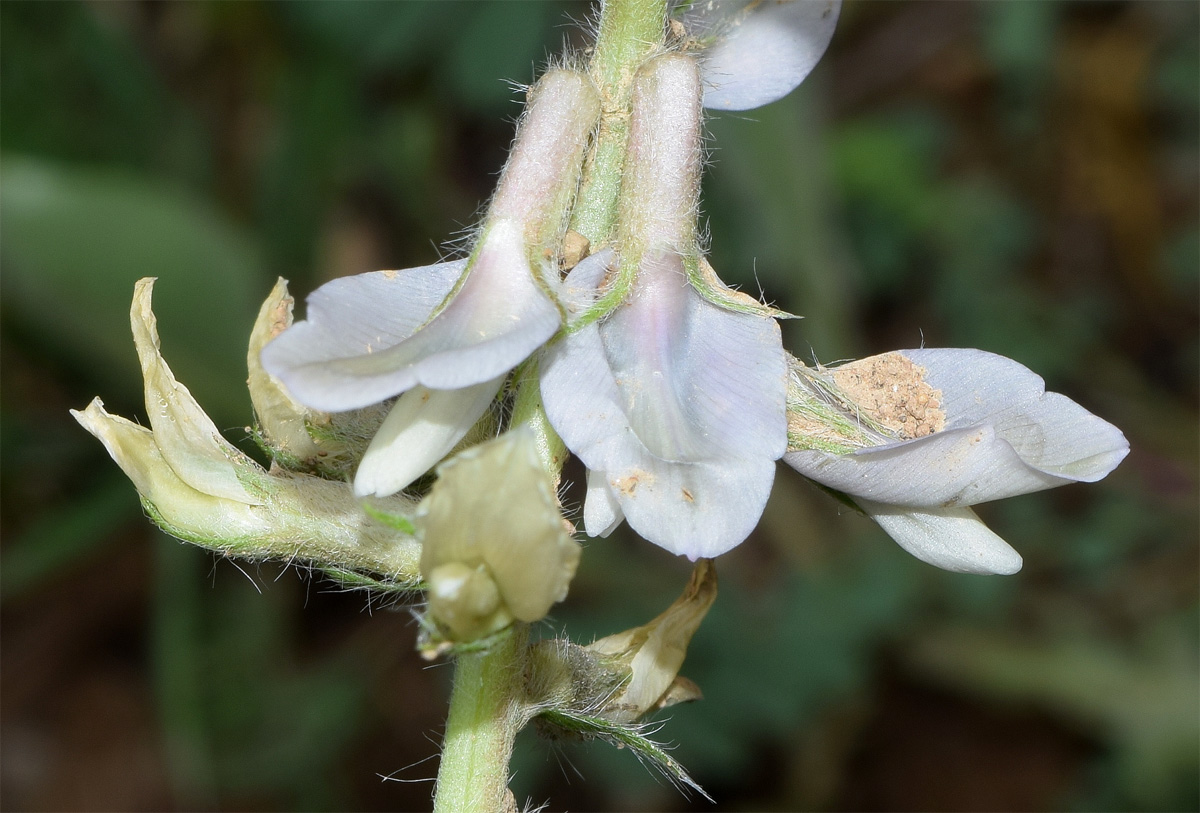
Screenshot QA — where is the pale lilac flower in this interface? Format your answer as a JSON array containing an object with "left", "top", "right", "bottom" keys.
[
  {"left": 541, "top": 55, "right": 788, "bottom": 560},
  {"left": 785, "top": 349, "right": 1129, "bottom": 574},
  {"left": 673, "top": 0, "right": 841, "bottom": 110},
  {"left": 261, "top": 70, "right": 600, "bottom": 497}
]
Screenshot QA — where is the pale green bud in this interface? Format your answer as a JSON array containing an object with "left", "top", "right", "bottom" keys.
[
  {"left": 418, "top": 427, "right": 581, "bottom": 643},
  {"left": 247, "top": 277, "right": 388, "bottom": 476}
]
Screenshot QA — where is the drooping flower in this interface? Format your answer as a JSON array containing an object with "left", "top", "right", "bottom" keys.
[
  {"left": 672, "top": 0, "right": 841, "bottom": 111},
  {"left": 261, "top": 69, "right": 601, "bottom": 497},
  {"left": 784, "top": 349, "right": 1130, "bottom": 574},
  {"left": 72, "top": 279, "right": 422, "bottom": 580},
  {"left": 541, "top": 54, "right": 788, "bottom": 560}
]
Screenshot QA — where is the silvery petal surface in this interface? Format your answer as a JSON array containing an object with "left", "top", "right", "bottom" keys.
[
  {"left": 677, "top": 0, "right": 841, "bottom": 111},
  {"left": 602, "top": 252, "right": 786, "bottom": 462},
  {"left": 542, "top": 252, "right": 786, "bottom": 559},
  {"left": 584, "top": 469, "right": 625, "bottom": 538},
  {"left": 903, "top": 349, "right": 1130, "bottom": 481},
  {"left": 353, "top": 378, "right": 503, "bottom": 498},
  {"left": 858, "top": 500, "right": 1023, "bottom": 576},
  {"left": 261, "top": 221, "right": 560, "bottom": 411}
]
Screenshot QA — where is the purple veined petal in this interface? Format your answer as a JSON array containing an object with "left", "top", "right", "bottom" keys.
[
  {"left": 541, "top": 251, "right": 787, "bottom": 559},
  {"left": 677, "top": 0, "right": 841, "bottom": 111},
  {"left": 353, "top": 378, "right": 503, "bottom": 498},
  {"left": 261, "top": 220, "right": 560, "bottom": 412},
  {"left": 583, "top": 469, "right": 625, "bottom": 538},
  {"left": 858, "top": 499, "right": 1023, "bottom": 576},
  {"left": 601, "top": 251, "right": 787, "bottom": 462},
  {"left": 901, "top": 349, "right": 1129, "bottom": 482}
]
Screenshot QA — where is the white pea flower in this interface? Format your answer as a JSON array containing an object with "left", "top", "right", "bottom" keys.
[
  {"left": 785, "top": 349, "right": 1130, "bottom": 575},
  {"left": 261, "top": 69, "right": 600, "bottom": 498},
  {"left": 672, "top": 0, "right": 841, "bottom": 111},
  {"left": 541, "top": 54, "right": 788, "bottom": 561}
]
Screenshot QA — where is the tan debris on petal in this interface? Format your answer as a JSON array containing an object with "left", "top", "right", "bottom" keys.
[
  {"left": 561, "top": 230, "right": 591, "bottom": 272},
  {"left": 831, "top": 352, "right": 946, "bottom": 439}
]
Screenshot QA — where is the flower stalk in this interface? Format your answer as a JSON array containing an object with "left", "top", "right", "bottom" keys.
[
  {"left": 434, "top": 626, "right": 530, "bottom": 813},
  {"left": 570, "top": 0, "right": 668, "bottom": 245}
]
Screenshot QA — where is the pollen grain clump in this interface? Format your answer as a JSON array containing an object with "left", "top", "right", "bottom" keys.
[{"left": 832, "top": 352, "right": 946, "bottom": 439}]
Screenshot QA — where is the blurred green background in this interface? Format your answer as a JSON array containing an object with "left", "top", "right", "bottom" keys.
[{"left": 2, "top": 1, "right": 1197, "bottom": 810}]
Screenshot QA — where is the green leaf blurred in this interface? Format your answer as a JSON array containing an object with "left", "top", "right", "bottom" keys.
[{"left": 1, "top": 157, "right": 263, "bottom": 422}]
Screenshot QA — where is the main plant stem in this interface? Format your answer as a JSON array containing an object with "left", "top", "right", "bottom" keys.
[
  {"left": 569, "top": 0, "right": 667, "bottom": 246},
  {"left": 433, "top": 626, "right": 529, "bottom": 813},
  {"left": 432, "top": 1, "right": 668, "bottom": 810}
]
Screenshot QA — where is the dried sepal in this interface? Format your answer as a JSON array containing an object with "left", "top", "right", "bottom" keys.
[{"left": 586, "top": 559, "right": 717, "bottom": 722}]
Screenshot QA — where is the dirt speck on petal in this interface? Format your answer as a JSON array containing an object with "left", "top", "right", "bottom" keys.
[
  {"left": 612, "top": 470, "right": 652, "bottom": 497},
  {"left": 561, "top": 230, "right": 591, "bottom": 272},
  {"left": 832, "top": 352, "right": 946, "bottom": 439}
]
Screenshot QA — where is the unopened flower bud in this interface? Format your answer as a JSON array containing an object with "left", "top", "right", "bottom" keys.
[{"left": 418, "top": 428, "right": 581, "bottom": 643}]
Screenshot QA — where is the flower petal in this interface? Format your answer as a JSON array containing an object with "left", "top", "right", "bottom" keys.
[
  {"left": 903, "top": 349, "right": 1129, "bottom": 481},
  {"left": 786, "top": 424, "right": 1066, "bottom": 507},
  {"left": 677, "top": 0, "right": 841, "bottom": 111},
  {"left": 558, "top": 248, "right": 615, "bottom": 311},
  {"left": 859, "top": 500, "right": 1023, "bottom": 576},
  {"left": 584, "top": 469, "right": 625, "bottom": 538},
  {"left": 607, "top": 455, "right": 777, "bottom": 560},
  {"left": 542, "top": 252, "right": 786, "bottom": 559},
  {"left": 353, "top": 378, "right": 502, "bottom": 498},
  {"left": 261, "top": 220, "right": 560, "bottom": 411},
  {"left": 602, "top": 251, "right": 787, "bottom": 463}
]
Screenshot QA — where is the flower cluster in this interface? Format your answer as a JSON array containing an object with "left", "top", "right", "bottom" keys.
[
  {"left": 260, "top": 2, "right": 845, "bottom": 567},
  {"left": 78, "top": 1, "right": 1130, "bottom": 658},
  {"left": 254, "top": 0, "right": 1125, "bottom": 578}
]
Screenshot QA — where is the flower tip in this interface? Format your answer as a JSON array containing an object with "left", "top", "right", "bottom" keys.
[{"left": 862, "top": 501, "right": 1025, "bottom": 576}]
